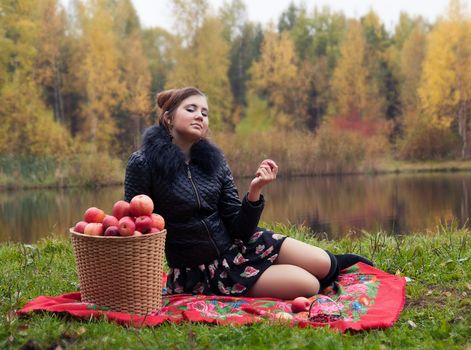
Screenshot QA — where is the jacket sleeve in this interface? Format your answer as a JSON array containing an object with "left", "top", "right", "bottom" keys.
[
  {"left": 218, "top": 162, "right": 264, "bottom": 241},
  {"left": 124, "top": 151, "right": 152, "bottom": 202}
]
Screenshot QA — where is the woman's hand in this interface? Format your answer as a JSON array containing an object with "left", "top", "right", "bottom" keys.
[{"left": 248, "top": 159, "right": 278, "bottom": 202}]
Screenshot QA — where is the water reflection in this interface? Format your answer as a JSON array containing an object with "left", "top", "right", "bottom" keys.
[
  {"left": 0, "top": 187, "right": 124, "bottom": 243},
  {"left": 1, "top": 173, "right": 470, "bottom": 243},
  {"left": 238, "top": 173, "right": 471, "bottom": 239}
]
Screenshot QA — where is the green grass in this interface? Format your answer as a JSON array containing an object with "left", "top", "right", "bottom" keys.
[{"left": 1, "top": 224, "right": 470, "bottom": 349}]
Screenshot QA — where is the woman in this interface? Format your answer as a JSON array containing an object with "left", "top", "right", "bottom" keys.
[{"left": 124, "top": 87, "right": 373, "bottom": 299}]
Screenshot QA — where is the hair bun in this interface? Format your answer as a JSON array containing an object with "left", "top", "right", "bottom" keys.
[{"left": 156, "top": 89, "right": 175, "bottom": 110}]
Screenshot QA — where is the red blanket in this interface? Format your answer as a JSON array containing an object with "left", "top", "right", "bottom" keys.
[{"left": 17, "top": 263, "right": 405, "bottom": 332}]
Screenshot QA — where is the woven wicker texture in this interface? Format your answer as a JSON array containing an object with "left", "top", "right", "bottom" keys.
[{"left": 70, "top": 228, "right": 166, "bottom": 315}]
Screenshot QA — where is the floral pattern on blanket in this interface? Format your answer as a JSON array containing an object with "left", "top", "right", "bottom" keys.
[{"left": 151, "top": 264, "right": 380, "bottom": 323}]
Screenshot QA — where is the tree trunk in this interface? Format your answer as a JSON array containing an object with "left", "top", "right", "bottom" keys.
[
  {"left": 458, "top": 100, "right": 469, "bottom": 159},
  {"left": 53, "top": 64, "right": 65, "bottom": 124}
]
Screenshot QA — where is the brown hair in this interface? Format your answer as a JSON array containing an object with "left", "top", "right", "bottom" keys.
[{"left": 156, "top": 87, "right": 206, "bottom": 134}]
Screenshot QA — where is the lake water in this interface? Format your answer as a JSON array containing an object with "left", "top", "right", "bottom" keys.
[{"left": 1, "top": 172, "right": 470, "bottom": 243}]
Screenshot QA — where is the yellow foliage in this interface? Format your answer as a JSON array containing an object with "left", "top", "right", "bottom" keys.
[
  {"left": 399, "top": 24, "right": 427, "bottom": 112},
  {"left": 34, "top": 0, "right": 66, "bottom": 89},
  {"left": 330, "top": 20, "right": 368, "bottom": 116},
  {"left": 75, "top": 0, "right": 126, "bottom": 151},
  {"left": 419, "top": 0, "right": 471, "bottom": 131},
  {"left": 249, "top": 30, "right": 299, "bottom": 126},
  {"left": 167, "top": 16, "right": 232, "bottom": 130},
  {"left": 0, "top": 78, "right": 72, "bottom": 158}
]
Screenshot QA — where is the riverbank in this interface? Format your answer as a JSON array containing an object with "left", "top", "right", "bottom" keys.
[
  {"left": 1, "top": 224, "right": 469, "bottom": 349},
  {"left": 2, "top": 130, "right": 471, "bottom": 190},
  {"left": 376, "top": 159, "right": 471, "bottom": 174},
  {"left": 2, "top": 155, "right": 471, "bottom": 191}
]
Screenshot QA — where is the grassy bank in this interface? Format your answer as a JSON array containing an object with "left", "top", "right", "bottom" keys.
[
  {"left": 1, "top": 224, "right": 470, "bottom": 349},
  {"left": 3, "top": 131, "right": 471, "bottom": 190},
  {"left": 0, "top": 154, "right": 124, "bottom": 190}
]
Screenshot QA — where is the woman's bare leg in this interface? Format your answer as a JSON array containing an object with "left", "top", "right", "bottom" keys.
[
  {"left": 275, "top": 237, "right": 331, "bottom": 279},
  {"left": 246, "top": 264, "right": 320, "bottom": 299}
]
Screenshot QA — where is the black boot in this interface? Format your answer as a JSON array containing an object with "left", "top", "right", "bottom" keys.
[
  {"left": 335, "top": 254, "right": 374, "bottom": 270},
  {"left": 319, "top": 250, "right": 340, "bottom": 292}
]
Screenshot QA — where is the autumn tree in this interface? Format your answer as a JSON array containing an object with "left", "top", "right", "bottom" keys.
[
  {"left": 0, "top": 0, "right": 71, "bottom": 157},
  {"left": 73, "top": 0, "right": 126, "bottom": 152},
  {"left": 393, "top": 12, "right": 420, "bottom": 49},
  {"left": 142, "top": 28, "right": 175, "bottom": 97},
  {"left": 220, "top": 0, "right": 263, "bottom": 117},
  {"left": 109, "top": 0, "right": 152, "bottom": 152},
  {"left": 33, "top": 0, "right": 68, "bottom": 123},
  {"left": 399, "top": 20, "right": 427, "bottom": 112},
  {"left": 167, "top": 0, "right": 232, "bottom": 130},
  {"left": 361, "top": 10, "right": 399, "bottom": 121},
  {"left": 278, "top": 5, "right": 347, "bottom": 128},
  {"left": 226, "top": 22, "right": 263, "bottom": 111},
  {"left": 249, "top": 28, "right": 306, "bottom": 128},
  {"left": 330, "top": 20, "right": 370, "bottom": 117},
  {"left": 419, "top": 0, "right": 471, "bottom": 158},
  {"left": 219, "top": 0, "right": 247, "bottom": 42},
  {"left": 172, "top": 0, "right": 209, "bottom": 45}
]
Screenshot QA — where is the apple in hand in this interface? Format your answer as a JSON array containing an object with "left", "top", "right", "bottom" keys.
[
  {"left": 74, "top": 221, "right": 88, "bottom": 234},
  {"left": 83, "top": 207, "right": 106, "bottom": 223},
  {"left": 135, "top": 216, "right": 153, "bottom": 234},
  {"left": 260, "top": 159, "right": 277, "bottom": 171},
  {"left": 102, "top": 215, "right": 119, "bottom": 230},
  {"left": 291, "top": 296, "right": 310, "bottom": 313},
  {"left": 151, "top": 213, "right": 165, "bottom": 231},
  {"left": 84, "top": 223, "right": 104, "bottom": 236},
  {"left": 118, "top": 216, "right": 135, "bottom": 236},
  {"left": 112, "top": 200, "right": 130, "bottom": 220},
  {"left": 104, "top": 226, "right": 120, "bottom": 236},
  {"left": 129, "top": 194, "right": 154, "bottom": 217}
]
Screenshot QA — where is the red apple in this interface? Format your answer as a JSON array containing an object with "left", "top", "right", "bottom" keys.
[
  {"left": 291, "top": 296, "right": 310, "bottom": 313},
  {"left": 133, "top": 231, "right": 143, "bottom": 236},
  {"left": 83, "top": 207, "right": 105, "bottom": 223},
  {"left": 84, "top": 222, "right": 104, "bottom": 236},
  {"left": 149, "top": 227, "right": 161, "bottom": 234},
  {"left": 151, "top": 213, "right": 165, "bottom": 231},
  {"left": 102, "top": 215, "right": 119, "bottom": 230},
  {"left": 129, "top": 194, "right": 154, "bottom": 217},
  {"left": 104, "top": 225, "right": 120, "bottom": 237},
  {"left": 118, "top": 216, "right": 135, "bottom": 236},
  {"left": 261, "top": 159, "right": 277, "bottom": 171},
  {"left": 112, "top": 200, "right": 130, "bottom": 220},
  {"left": 74, "top": 221, "right": 88, "bottom": 234},
  {"left": 135, "top": 215, "right": 153, "bottom": 234}
]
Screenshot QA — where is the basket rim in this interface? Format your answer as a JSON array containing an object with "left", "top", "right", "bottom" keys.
[{"left": 69, "top": 227, "right": 166, "bottom": 240}]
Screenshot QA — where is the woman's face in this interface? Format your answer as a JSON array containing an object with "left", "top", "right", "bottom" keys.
[{"left": 170, "top": 94, "right": 209, "bottom": 143}]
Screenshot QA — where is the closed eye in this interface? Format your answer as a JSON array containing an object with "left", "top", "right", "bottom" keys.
[{"left": 185, "top": 104, "right": 209, "bottom": 117}]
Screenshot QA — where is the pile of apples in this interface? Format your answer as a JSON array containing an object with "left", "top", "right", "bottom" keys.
[{"left": 73, "top": 194, "right": 165, "bottom": 237}]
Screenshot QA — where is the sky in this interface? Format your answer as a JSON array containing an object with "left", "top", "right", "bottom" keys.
[{"left": 129, "top": 0, "right": 461, "bottom": 32}]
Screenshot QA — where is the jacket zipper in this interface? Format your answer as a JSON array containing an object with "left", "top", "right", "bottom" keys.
[{"left": 187, "top": 165, "right": 221, "bottom": 257}]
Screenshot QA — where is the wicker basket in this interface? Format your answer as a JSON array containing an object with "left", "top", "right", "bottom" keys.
[{"left": 69, "top": 228, "right": 166, "bottom": 315}]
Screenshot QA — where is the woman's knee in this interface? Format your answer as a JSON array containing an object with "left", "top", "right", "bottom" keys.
[
  {"left": 247, "top": 264, "right": 320, "bottom": 299},
  {"left": 276, "top": 238, "right": 331, "bottom": 279}
]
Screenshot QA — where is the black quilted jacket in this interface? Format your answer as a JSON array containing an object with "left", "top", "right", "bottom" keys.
[{"left": 124, "top": 125, "right": 265, "bottom": 268}]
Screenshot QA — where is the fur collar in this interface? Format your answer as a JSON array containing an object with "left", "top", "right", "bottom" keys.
[{"left": 141, "top": 125, "right": 224, "bottom": 182}]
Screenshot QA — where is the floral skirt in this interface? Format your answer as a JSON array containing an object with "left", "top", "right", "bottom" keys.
[{"left": 166, "top": 229, "right": 287, "bottom": 296}]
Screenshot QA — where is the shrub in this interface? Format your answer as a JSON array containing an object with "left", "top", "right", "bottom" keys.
[
  {"left": 63, "top": 144, "right": 124, "bottom": 187},
  {"left": 397, "top": 113, "right": 460, "bottom": 160}
]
